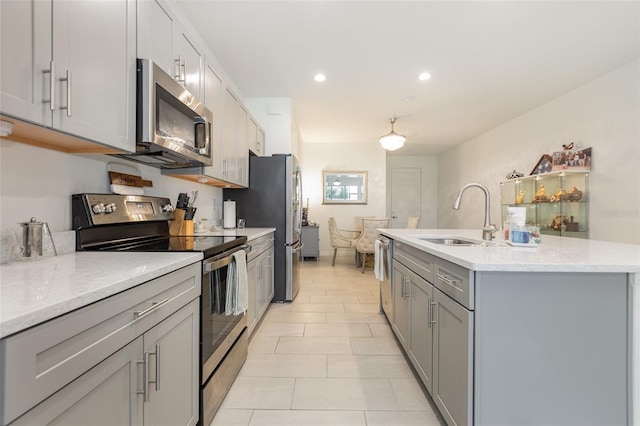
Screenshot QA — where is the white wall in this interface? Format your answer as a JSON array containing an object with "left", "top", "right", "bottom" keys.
[
  {"left": 299, "top": 142, "right": 386, "bottom": 256},
  {"left": 0, "top": 140, "right": 223, "bottom": 237},
  {"left": 438, "top": 59, "right": 640, "bottom": 244},
  {"left": 386, "top": 155, "right": 438, "bottom": 229}
]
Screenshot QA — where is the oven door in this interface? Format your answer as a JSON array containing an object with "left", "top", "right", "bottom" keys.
[{"left": 201, "top": 247, "right": 247, "bottom": 383}]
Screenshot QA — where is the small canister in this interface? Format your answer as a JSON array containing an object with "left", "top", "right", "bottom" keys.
[
  {"left": 18, "top": 217, "right": 56, "bottom": 259},
  {"left": 20, "top": 218, "right": 44, "bottom": 258}
]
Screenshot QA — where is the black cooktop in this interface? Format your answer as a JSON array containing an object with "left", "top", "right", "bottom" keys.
[{"left": 113, "top": 235, "right": 247, "bottom": 258}]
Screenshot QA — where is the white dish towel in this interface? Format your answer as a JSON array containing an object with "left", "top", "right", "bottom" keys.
[
  {"left": 374, "top": 239, "right": 384, "bottom": 281},
  {"left": 225, "top": 249, "right": 248, "bottom": 315}
]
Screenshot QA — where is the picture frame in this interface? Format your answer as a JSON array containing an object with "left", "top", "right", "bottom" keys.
[
  {"left": 530, "top": 154, "right": 553, "bottom": 175},
  {"left": 552, "top": 147, "right": 592, "bottom": 171},
  {"left": 322, "top": 170, "right": 368, "bottom": 204}
]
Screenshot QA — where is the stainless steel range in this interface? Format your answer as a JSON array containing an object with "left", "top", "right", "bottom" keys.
[{"left": 72, "top": 193, "right": 248, "bottom": 426}]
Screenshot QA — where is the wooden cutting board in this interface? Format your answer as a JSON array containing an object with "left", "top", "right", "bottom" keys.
[{"left": 107, "top": 163, "right": 153, "bottom": 195}]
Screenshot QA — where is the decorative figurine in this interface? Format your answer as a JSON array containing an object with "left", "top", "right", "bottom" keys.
[
  {"left": 532, "top": 185, "right": 548, "bottom": 203},
  {"left": 506, "top": 170, "right": 524, "bottom": 180},
  {"left": 549, "top": 213, "right": 569, "bottom": 231},
  {"left": 566, "top": 186, "right": 583, "bottom": 201},
  {"left": 562, "top": 142, "right": 574, "bottom": 150},
  {"left": 549, "top": 188, "right": 567, "bottom": 203},
  {"left": 515, "top": 190, "right": 525, "bottom": 204}
]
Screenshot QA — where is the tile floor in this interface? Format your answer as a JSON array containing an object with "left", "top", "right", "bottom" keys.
[{"left": 211, "top": 256, "right": 445, "bottom": 426}]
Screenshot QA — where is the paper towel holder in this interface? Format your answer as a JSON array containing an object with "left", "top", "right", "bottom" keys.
[{"left": 223, "top": 199, "right": 236, "bottom": 229}]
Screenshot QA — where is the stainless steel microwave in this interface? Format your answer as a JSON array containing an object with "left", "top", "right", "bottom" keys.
[{"left": 116, "top": 58, "right": 213, "bottom": 168}]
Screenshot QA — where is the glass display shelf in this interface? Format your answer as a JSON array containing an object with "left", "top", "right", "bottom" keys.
[{"left": 500, "top": 171, "right": 589, "bottom": 238}]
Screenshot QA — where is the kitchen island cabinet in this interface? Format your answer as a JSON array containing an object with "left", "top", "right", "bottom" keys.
[
  {"left": 0, "top": 253, "right": 202, "bottom": 426},
  {"left": 381, "top": 229, "right": 638, "bottom": 426},
  {"left": 0, "top": 0, "right": 136, "bottom": 153}
]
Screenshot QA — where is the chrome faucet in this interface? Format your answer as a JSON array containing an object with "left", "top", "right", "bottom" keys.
[{"left": 453, "top": 183, "right": 498, "bottom": 241}]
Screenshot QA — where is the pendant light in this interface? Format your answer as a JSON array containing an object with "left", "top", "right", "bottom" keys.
[{"left": 379, "top": 117, "right": 406, "bottom": 151}]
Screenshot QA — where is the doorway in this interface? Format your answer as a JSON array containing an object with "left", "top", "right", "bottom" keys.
[{"left": 390, "top": 167, "right": 422, "bottom": 228}]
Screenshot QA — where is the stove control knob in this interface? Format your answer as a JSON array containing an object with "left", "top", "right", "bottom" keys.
[
  {"left": 92, "top": 203, "right": 105, "bottom": 214},
  {"left": 104, "top": 203, "right": 117, "bottom": 213},
  {"left": 162, "top": 204, "right": 174, "bottom": 213}
]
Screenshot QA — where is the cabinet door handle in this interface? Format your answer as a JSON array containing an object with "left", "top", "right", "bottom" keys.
[
  {"left": 174, "top": 55, "right": 182, "bottom": 81},
  {"left": 143, "top": 351, "right": 151, "bottom": 402},
  {"left": 134, "top": 298, "right": 170, "bottom": 318},
  {"left": 148, "top": 344, "right": 160, "bottom": 391},
  {"left": 59, "top": 70, "right": 71, "bottom": 117},
  {"left": 429, "top": 300, "right": 437, "bottom": 328},
  {"left": 181, "top": 59, "right": 187, "bottom": 83},
  {"left": 137, "top": 356, "right": 147, "bottom": 401},
  {"left": 436, "top": 273, "right": 463, "bottom": 292},
  {"left": 42, "top": 61, "right": 55, "bottom": 110}
]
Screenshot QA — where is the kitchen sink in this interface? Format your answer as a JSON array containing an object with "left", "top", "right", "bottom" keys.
[{"left": 420, "top": 237, "right": 481, "bottom": 246}]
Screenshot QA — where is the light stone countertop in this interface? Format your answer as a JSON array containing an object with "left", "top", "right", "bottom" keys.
[
  {"left": 0, "top": 251, "right": 202, "bottom": 339},
  {"left": 380, "top": 228, "right": 640, "bottom": 273},
  {"left": 194, "top": 227, "right": 276, "bottom": 241}
]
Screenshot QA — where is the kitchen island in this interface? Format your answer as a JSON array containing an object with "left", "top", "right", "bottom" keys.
[{"left": 379, "top": 228, "right": 639, "bottom": 426}]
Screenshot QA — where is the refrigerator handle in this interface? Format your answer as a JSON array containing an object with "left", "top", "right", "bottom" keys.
[{"left": 295, "top": 169, "right": 303, "bottom": 235}]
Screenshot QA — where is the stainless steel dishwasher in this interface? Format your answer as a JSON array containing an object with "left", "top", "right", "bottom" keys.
[{"left": 377, "top": 235, "right": 393, "bottom": 321}]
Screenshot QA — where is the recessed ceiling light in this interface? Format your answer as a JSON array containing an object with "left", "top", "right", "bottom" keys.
[
  {"left": 314, "top": 73, "right": 326, "bottom": 82},
  {"left": 419, "top": 72, "right": 431, "bottom": 81},
  {"left": 404, "top": 96, "right": 415, "bottom": 102}
]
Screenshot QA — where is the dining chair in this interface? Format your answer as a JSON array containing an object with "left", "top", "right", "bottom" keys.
[
  {"left": 355, "top": 218, "right": 390, "bottom": 273},
  {"left": 353, "top": 216, "right": 374, "bottom": 232},
  {"left": 407, "top": 217, "right": 420, "bottom": 228},
  {"left": 328, "top": 217, "right": 356, "bottom": 266}
]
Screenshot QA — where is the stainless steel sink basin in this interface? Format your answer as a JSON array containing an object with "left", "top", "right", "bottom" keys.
[{"left": 419, "top": 237, "right": 480, "bottom": 246}]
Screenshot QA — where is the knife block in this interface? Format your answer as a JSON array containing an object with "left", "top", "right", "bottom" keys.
[{"left": 169, "top": 209, "right": 194, "bottom": 236}]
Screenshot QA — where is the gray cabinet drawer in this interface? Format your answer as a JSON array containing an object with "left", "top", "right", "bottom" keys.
[
  {"left": 433, "top": 258, "right": 474, "bottom": 310},
  {"left": 393, "top": 241, "right": 434, "bottom": 283},
  {"left": 0, "top": 262, "right": 201, "bottom": 425},
  {"left": 247, "top": 233, "right": 274, "bottom": 262}
]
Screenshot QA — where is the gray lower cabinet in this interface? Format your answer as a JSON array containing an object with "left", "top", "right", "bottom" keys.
[
  {"left": 1, "top": 263, "right": 201, "bottom": 426},
  {"left": 246, "top": 233, "right": 275, "bottom": 335}
]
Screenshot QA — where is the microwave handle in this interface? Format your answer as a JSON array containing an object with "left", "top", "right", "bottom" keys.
[{"left": 194, "top": 117, "right": 207, "bottom": 151}]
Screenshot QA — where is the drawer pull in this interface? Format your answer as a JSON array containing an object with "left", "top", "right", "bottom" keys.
[
  {"left": 436, "top": 273, "right": 463, "bottom": 292},
  {"left": 134, "top": 298, "right": 169, "bottom": 318}
]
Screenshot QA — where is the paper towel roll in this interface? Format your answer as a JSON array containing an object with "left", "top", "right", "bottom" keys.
[{"left": 223, "top": 200, "right": 236, "bottom": 229}]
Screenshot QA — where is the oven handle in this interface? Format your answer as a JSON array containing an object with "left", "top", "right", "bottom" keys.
[{"left": 203, "top": 245, "right": 250, "bottom": 272}]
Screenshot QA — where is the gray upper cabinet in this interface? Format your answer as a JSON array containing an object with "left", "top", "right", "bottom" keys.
[
  {"left": 237, "top": 105, "right": 249, "bottom": 187},
  {"left": 137, "top": 0, "right": 202, "bottom": 100},
  {"left": 0, "top": 0, "right": 136, "bottom": 153},
  {"left": 222, "top": 88, "right": 240, "bottom": 184},
  {"left": 204, "top": 63, "right": 225, "bottom": 178},
  {"left": 248, "top": 116, "right": 266, "bottom": 156},
  {"left": 257, "top": 127, "right": 266, "bottom": 156}
]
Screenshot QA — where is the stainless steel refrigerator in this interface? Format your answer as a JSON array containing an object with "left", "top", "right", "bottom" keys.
[{"left": 224, "top": 154, "right": 302, "bottom": 302}]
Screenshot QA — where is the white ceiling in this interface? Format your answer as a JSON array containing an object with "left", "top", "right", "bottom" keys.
[{"left": 176, "top": 1, "right": 640, "bottom": 156}]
